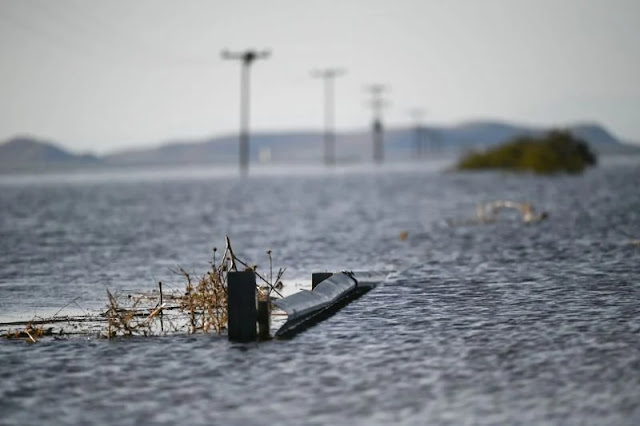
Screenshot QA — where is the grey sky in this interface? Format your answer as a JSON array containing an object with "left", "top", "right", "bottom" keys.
[{"left": 1, "top": 0, "right": 638, "bottom": 153}]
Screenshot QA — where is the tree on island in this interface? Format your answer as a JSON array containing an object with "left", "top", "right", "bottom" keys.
[{"left": 457, "top": 130, "right": 597, "bottom": 174}]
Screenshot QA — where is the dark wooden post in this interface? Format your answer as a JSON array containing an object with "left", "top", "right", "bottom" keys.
[
  {"left": 227, "top": 271, "right": 257, "bottom": 342},
  {"left": 257, "top": 299, "right": 271, "bottom": 340}
]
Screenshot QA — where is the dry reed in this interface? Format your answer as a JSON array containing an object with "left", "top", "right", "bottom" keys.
[
  {"left": 2, "top": 237, "right": 284, "bottom": 341},
  {"left": 100, "top": 236, "right": 283, "bottom": 338}
]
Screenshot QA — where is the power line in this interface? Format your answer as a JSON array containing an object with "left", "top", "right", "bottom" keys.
[
  {"left": 0, "top": 2, "right": 219, "bottom": 69},
  {"left": 0, "top": 5, "right": 96, "bottom": 59},
  {"left": 62, "top": 0, "right": 220, "bottom": 68},
  {"left": 311, "top": 68, "right": 346, "bottom": 166},
  {"left": 222, "top": 49, "right": 271, "bottom": 175}
]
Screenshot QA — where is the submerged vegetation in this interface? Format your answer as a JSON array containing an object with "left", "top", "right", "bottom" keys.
[
  {"left": 103, "top": 237, "right": 285, "bottom": 338},
  {"left": 3, "top": 237, "right": 285, "bottom": 342},
  {"left": 457, "top": 130, "right": 597, "bottom": 174}
]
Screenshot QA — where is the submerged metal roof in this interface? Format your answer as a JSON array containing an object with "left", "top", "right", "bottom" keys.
[{"left": 273, "top": 272, "right": 356, "bottom": 322}]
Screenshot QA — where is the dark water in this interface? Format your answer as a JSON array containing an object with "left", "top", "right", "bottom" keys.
[{"left": 1, "top": 159, "right": 639, "bottom": 425}]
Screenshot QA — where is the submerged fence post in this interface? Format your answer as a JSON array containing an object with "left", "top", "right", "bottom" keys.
[
  {"left": 227, "top": 271, "right": 257, "bottom": 342},
  {"left": 312, "top": 272, "right": 333, "bottom": 290},
  {"left": 257, "top": 298, "right": 271, "bottom": 340}
]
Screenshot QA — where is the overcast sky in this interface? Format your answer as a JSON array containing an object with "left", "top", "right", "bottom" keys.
[{"left": 1, "top": 0, "right": 638, "bottom": 153}]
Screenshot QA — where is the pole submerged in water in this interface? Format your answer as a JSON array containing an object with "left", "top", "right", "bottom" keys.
[
  {"left": 257, "top": 298, "right": 271, "bottom": 340},
  {"left": 222, "top": 49, "right": 271, "bottom": 175},
  {"left": 227, "top": 271, "right": 257, "bottom": 342},
  {"left": 364, "top": 84, "right": 389, "bottom": 164},
  {"left": 311, "top": 68, "right": 346, "bottom": 166}
]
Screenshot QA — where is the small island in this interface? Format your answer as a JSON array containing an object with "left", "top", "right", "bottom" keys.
[{"left": 456, "top": 130, "right": 597, "bottom": 174}]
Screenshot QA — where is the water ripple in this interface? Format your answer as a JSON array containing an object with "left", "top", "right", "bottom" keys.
[{"left": 1, "top": 161, "right": 640, "bottom": 424}]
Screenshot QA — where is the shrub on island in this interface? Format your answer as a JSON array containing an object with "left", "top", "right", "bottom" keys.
[{"left": 456, "top": 130, "right": 597, "bottom": 174}]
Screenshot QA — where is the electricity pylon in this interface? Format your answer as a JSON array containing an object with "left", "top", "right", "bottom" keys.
[
  {"left": 365, "top": 84, "right": 389, "bottom": 163},
  {"left": 311, "top": 68, "right": 345, "bottom": 166},
  {"left": 408, "top": 108, "right": 426, "bottom": 159},
  {"left": 221, "top": 49, "right": 270, "bottom": 174}
]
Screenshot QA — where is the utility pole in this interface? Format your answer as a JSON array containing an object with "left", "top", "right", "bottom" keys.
[
  {"left": 221, "top": 49, "right": 270, "bottom": 174},
  {"left": 408, "top": 108, "right": 425, "bottom": 159},
  {"left": 365, "top": 84, "right": 389, "bottom": 164},
  {"left": 311, "top": 68, "right": 345, "bottom": 166}
]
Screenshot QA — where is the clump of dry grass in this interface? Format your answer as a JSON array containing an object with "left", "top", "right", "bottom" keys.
[
  {"left": 2, "top": 300, "right": 94, "bottom": 342},
  {"left": 175, "top": 264, "right": 227, "bottom": 335},
  {"left": 3, "top": 321, "right": 51, "bottom": 343},
  {"left": 101, "top": 236, "right": 284, "bottom": 339},
  {"left": 103, "top": 289, "right": 157, "bottom": 338},
  {"left": 2, "top": 237, "right": 285, "bottom": 341}
]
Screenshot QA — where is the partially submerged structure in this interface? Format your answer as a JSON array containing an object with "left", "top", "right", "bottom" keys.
[
  {"left": 2, "top": 236, "right": 386, "bottom": 343},
  {"left": 227, "top": 271, "right": 385, "bottom": 341}
]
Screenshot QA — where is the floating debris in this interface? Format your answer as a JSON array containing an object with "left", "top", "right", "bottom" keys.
[
  {"left": 2, "top": 236, "right": 286, "bottom": 341},
  {"left": 617, "top": 228, "right": 640, "bottom": 247},
  {"left": 102, "top": 235, "right": 285, "bottom": 338},
  {"left": 4, "top": 322, "right": 50, "bottom": 343},
  {"left": 447, "top": 200, "right": 548, "bottom": 227}
]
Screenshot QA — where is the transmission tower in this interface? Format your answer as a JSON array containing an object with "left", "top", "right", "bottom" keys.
[
  {"left": 221, "top": 49, "right": 270, "bottom": 174},
  {"left": 364, "top": 84, "right": 389, "bottom": 163},
  {"left": 311, "top": 68, "right": 346, "bottom": 166},
  {"left": 408, "top": 108, "right": 426, "bottom": 159}
]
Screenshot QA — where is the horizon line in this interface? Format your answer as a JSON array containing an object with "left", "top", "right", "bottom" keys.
[{"left": 2, "top": 118, "right": 636, "bottom": 156}]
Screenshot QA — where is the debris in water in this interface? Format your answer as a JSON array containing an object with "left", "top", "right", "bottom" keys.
[
  {"left": 447, "top": 200, "right": 548, "bottom": 227},
  {"left": 1, "top": 236, "right": 286, "bottom": 341}
]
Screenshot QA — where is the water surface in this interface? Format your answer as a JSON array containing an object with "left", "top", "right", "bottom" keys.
[{"left": 1, "top": 158, "right": 639, "bottom": 425}]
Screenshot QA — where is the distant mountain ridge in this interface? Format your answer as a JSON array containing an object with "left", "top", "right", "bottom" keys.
[
  {"left": 0, "top": 136, "right": 100, "bottom": 173},
  {"left": 103, "top": 121, "right": 635, "bottom": 166},
  {"left": 0, "top": 122, "right": 637, "bottom": 173}
]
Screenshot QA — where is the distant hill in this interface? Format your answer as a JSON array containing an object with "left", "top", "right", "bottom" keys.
[
  {"left": 104, "top": 121, "right": 636, "bottom": 166},
  {"left": 102, "top": 131, "right": 372, "bottom": 166},
  {"left": 1, "top": 121, "right": 638, "bottom": 173},
  {"left": 391, "top": 121, "right": 628, "bottom": 153},
  {"left": 0, "top": 136, "right": 100, "bottom": 173}
]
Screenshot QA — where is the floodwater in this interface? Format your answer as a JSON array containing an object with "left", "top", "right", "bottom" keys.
[{"left": 1, "top": 158, "right": 639, "bottom": 425}]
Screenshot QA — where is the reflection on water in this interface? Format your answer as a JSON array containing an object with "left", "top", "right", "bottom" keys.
[{"left": 1, "top": 158, "right": 639, "bottom": 425}]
